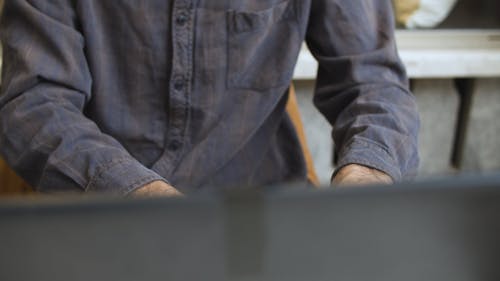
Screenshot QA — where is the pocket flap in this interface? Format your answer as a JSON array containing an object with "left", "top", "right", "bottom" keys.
[{"left": 229, "top": 1, "right": 295, "bottom": 33}]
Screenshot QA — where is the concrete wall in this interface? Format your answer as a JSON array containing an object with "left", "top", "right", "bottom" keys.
[
  {"left": 462, "top": 79, "right": 500, "bottom": 173},
  {"left": 413, "top": 79, "right": 458, "bottom": 178}
]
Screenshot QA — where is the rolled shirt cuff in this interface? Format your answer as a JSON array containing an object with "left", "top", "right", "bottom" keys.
[
  {"left": 333, "top": 139, "right": 402, "bottom": 183},
  {"left": 85, "top": 157, "right": 167, "bottom": 195}
]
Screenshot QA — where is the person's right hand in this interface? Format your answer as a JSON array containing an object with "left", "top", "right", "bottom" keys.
[{"left": 131, "top": 180, "right": 183, "bottom": 197}]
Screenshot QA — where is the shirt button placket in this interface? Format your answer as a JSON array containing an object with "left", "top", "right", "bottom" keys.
[
  {"left": 176, "top": 12, "right": 188, "bottom": 26},
  {"left": 167, "top": 0, "right": 194, "bottom": 163},
  {"left": 173, "top": 75, "right": 185, "bottom": 91}
]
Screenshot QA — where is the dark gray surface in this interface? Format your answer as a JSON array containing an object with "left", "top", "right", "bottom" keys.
[
  {"left": 1, "top": 176, "right": 500, "bottom": 281},
  {"left": 438, "top": 0, "right": 500, "bottom": 29}
]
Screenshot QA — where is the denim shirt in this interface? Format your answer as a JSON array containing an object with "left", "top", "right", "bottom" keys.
[{"left": 0, "top": 0, "right": 419, "bottom": 194}]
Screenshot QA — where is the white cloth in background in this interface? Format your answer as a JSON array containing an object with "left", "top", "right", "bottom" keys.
[{"left": 405, "top": 0, "right": 458, "bottom": 28}]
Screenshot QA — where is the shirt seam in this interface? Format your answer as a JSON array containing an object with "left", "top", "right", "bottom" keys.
[
  {"left": 84, "top": 157, "right": 136, "bottom": 192},
  {"left": 339, "top": 137, "right": 397, "bottom": 166}
]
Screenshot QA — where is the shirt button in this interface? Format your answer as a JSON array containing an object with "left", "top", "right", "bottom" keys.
[
  {"left": 173, "top": 78, "right": 185, "bottom": 91},
  {"left": 167, "top": 140, "right": 182, "bottom": 151},
  {"left": 176, "top": 13, "right": 188, "bottom": 26}
]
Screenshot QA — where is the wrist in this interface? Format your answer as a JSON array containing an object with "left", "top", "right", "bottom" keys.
[
  {"left": 131, "top": 180, "right": 183, "bottom": 197},
  {"left": 332, "top": 164, "right": 393, "bottom": 186}
]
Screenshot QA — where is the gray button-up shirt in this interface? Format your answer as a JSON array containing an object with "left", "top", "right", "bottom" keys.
[{"left": 0, "top": 0, "right": 419, "bottom": 194}]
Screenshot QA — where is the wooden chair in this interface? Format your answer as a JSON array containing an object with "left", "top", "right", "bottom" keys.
[
  {"left": 286, "top": 84, "right": 320, "bottom": 186},
  {"left": 0, "top": 157, "right": 33, "bottom": 196}
]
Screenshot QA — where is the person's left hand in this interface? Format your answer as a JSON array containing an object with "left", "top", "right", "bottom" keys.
[{"left": 332, "top": 164, "right": 393, "bottom": 186}]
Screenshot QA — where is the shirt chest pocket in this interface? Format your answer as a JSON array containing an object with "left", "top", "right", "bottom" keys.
[{"left": 226, "top": 0, "right": 301, "bottom": 90}]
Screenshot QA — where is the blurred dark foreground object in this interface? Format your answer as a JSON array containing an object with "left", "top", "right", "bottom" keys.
[{"left": 1, "top": 175, "right": 500, "bottom": 281}]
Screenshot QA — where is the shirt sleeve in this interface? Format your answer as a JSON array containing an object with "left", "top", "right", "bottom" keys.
[
  {"left": 305, "top": 0, "right": 420, "bottom": 181},
  {"left": 0, "top": 0, "right": 165, "bottom": 194}
]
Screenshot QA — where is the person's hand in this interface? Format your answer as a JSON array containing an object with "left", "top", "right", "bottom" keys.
[
  {"left": 332, "top": 164, "right": 393, "bottom": 186},
  {"left": 131, "top": 180, "right": 183, "bottom": 197}
]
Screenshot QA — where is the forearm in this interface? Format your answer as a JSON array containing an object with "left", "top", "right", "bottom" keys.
[
  {"left": 0, "top": 0, "right": 165, "bottom": 194},
  {"left": 306, "top": 0, "right": 420, "bottom": 181},
  {"left": 0, "top": 85, "right": 165, "bottom": 194}
]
